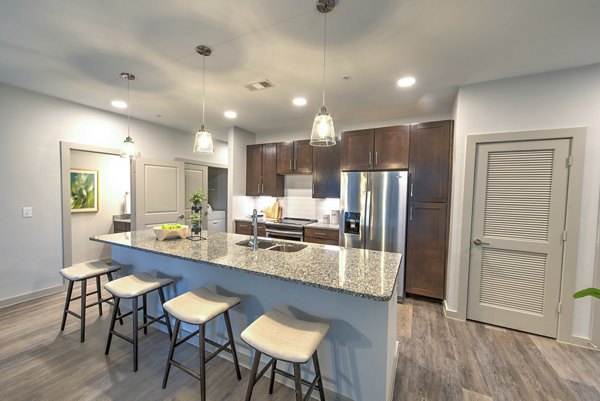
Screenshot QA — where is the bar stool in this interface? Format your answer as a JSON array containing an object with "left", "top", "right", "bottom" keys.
[
  {"left": 241, "top": 309, "right": 329, "bottom": 401},
  {"left": 59, "top": 261, "right": 122, "bottom": 343},
  {"left": 104, "top": 272, "right": 173, "bottom": 371},
  {"left": 161, "top": 287, "right": 242, "bottom": 401}
]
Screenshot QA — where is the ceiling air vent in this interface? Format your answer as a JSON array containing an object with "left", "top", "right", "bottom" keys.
[{"left": 245, "top": 79, "right": 275, "bottom": 91}]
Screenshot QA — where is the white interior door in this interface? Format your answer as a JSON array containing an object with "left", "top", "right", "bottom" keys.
[
  {"left": 133, "top": 159, "right": 185, "bottom": 229},
  {"left": 467, "top": 138, "right": 571, "bottom": 337},
  {"left": 184, "top": 163, "right": 208, "bottom": 229}
]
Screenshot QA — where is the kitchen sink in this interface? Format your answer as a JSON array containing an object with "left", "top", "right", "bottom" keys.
[
  {"left": 236, "top": 239, "right": 276, "bottom": 249},
  {"left": 236, "top": 240, "right": 307, "bottom": 253},
  {"left": 267, "top": 243, "right": 307, "bottom": 253}
]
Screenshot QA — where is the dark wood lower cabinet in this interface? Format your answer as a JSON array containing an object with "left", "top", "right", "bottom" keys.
[
  {"left": 304, "top": 227, "right": 339, "bottom": 246},
  {"left": 235, "top": 221, "right": 266, "bottom": 237},
  {"left": 405, "top": 202, "right": 448, "bottom": 299}
]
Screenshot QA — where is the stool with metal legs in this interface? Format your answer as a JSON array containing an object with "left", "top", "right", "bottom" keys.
[
  {"left": 59, "top": 261, "right": 122, "bottom": 343},
  {"left": 241, "top": 309, "right": 329, "bottom": 401},
  {"left": 104, "top": 272, "right": 173, "bottom": 372},
  {"left": 161, "top": 287, "right": 242, "bottom": 401}
]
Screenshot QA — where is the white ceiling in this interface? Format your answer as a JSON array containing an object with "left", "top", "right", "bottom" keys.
[{"left": 1, "top": 0, "right": 599, "bottom": 141}]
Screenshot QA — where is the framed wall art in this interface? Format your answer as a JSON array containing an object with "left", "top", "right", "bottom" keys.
[{"left": 70, "top": 169, "right": 99, "bottom": 213}]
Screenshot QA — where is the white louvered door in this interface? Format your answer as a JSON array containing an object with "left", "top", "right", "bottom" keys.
[{"left": 467, "top": 139, "right": 570, "bottom": 337}]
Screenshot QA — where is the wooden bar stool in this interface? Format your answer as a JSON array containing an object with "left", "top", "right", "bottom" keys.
[
  {"left": 161, "top": 287, "right": 242, "bottom": 401},
  {"left": 59, "top": 261, "right": 122, "bottom": 343},
  {"left": 104, "top": 272, "right": 173, "bottom": 372},
  {"left": 241, "top": 309, "right": 329, "bottom": 401}
]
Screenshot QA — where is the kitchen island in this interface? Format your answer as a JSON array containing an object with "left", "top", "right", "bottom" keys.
[{"left": 91, "top": 230, "right": 400, "bottom": 401}]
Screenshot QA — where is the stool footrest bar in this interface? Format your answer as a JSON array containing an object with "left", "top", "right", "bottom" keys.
[{"left": 111, "top": 331, "right": 134, "bottom": 344}]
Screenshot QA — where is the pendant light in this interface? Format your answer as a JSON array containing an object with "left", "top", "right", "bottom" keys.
[
  {"left": 193, "top": 45, "right": 214, "bottom": 154},
  {"left": 310, "top": 0, "right": 336, "bottom": 147},
  {"left": 119, "top": 72, "right": 140, "bottom": 159}
]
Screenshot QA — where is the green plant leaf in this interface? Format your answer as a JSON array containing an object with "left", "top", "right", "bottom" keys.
[{"left": 573, "top": 288, "right": 600, "bottom": 299}]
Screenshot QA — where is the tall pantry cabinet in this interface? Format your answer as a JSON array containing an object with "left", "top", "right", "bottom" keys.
[{"left": 405, "top": 120, "right": 453, "bottom": 299}]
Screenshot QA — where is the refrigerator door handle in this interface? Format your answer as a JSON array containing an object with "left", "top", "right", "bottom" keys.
[{"left": 363, "top": 190, "right": 372, "bottom": 247}]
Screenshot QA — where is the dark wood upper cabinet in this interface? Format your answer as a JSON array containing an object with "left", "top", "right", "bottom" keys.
[
  {"left": 405, "top": 202, "right": 448, "bottom": 299},
  {"left": 373, "top": 125, "right": 409, "bottom": 170},
  {"left": 312, "top": 138, "right": 341, "bottom": 199},
  {"left": 342, "top": 125, "right": 409, "bottom": 171},
  {"left": 409, "top": 120, "right": 453, "bottom": 202},
  {"left": 277, "top": 140, "right": 312, "bottom": 175},
  {"left": 342, "top": 129, "right": 374, "bottom": 171},
  {"left": 294, "top": 140, "right": 313, "bottom": 174},
  {"left": 246, "top": 143, "right": 284, "bottom": 197},
  {"left": 246, "top": 144, "right": 263, "bottom": 196}
]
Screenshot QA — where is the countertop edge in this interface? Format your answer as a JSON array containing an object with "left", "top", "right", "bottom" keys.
[{"left": 91, "top": 236, "right": 396, "bottom": 302}]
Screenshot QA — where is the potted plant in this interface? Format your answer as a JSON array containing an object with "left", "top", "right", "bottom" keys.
[
  {"left": 190, "top": 189, "right": 207, "bottom": 213},
  {"left": 191, "top": 214, "right": 202, "bottom": 235}
]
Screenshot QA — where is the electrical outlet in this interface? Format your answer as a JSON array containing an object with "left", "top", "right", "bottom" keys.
[{"left": 22, "top": 207, "right": 33, "bottom": 218}]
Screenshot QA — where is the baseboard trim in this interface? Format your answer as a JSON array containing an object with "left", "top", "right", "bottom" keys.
[
  {"left": 558, "top": 335, "right": 599, "bottom": 350},
  {"left": 443, "top": 300, "right": 465, "bottom": 321},
  {"left": 0, "top": 284, "right": 67, "bottom": 309}
]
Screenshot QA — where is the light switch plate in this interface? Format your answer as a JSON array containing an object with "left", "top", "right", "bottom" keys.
[{"left": 22, "top": 207, "right": 33, "bottom": 218}]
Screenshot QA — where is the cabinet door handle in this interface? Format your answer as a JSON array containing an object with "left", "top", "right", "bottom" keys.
[
  {"left": 294, "top": 159, "right": 297, "bottom": 170},
  {"left": 290, "top": 159, "right": 292, "bottom": 170},
  {"left": 374, "top": 151, "right": 378, "bottom": 165},
  {"left": 314, "top": 232, "right": 327, "bottom": 236},
  {"left": 261, "top": 183, "right": 264, "bottom": 194},
  {"left": 410, "top": 183, "right": 413, "bottom": 198},
  {"left": 409, "top": 206, "right": 413, "bottom": 221},
  {"left": 257, "top": 183, "right": 261, "bottom": 194},
  {"left": 368, "top": 152, "right": 372, "bottom": 166}
]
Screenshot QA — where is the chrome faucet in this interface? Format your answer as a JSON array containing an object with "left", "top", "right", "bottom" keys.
[{"left": 251, "top": 209, "right": 259, "bottom": 251}]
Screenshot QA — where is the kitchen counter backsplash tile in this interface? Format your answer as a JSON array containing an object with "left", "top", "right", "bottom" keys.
[
  {"left": 91, "top": 230, "right": 400, "bottom": 301},
  {"left": 232, "top": 194, "right": 340, "bottom": 223}
]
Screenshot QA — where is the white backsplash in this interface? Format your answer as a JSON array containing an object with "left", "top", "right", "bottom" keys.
[{"left": 232, "top": 176, "right": 340, "bottom": 222}]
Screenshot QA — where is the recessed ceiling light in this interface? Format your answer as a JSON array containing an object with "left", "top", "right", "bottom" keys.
[
  {"left": 293, "top": 97, "right": 307, "bottom": 106},
  {"left": 111, "top": 100, "right": 127, "bottom": 109},
  {"left": 397, "top": 76, "right": 416, "bottom": 88},
  {"left": 224, "top": 110, "right": 237, "bottom": 119}
]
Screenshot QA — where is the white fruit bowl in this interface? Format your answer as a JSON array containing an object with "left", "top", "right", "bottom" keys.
[{"left": 153, "top": 225, "right": 189, "bottom": 241}]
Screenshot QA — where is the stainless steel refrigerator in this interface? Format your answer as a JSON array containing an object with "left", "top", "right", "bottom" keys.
[{"left": 339, "top": 171, "right": 408, "bottom": 302}]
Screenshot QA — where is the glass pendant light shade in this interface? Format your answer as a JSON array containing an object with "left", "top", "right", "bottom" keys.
[
  {"left": 310, "top": 3, "right": 336, "bottom": 147},
  {"left": 310, "top": 106, "right": 336, "bottom": 146},
  {"left": 120, "top": 136, "right": 138, "bottom": 159},
  {"left": 193, "top": 124, "right": 214, "bottom": 153},
  {"left": 192, "top": 45, "right": 214, "bottom": 154},
  {"left": 119, "top": 72, "right": 140, "bottom": 159}
]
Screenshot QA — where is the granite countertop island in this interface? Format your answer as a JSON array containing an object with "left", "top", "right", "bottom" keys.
[
  {"left": 92, "top": 229, "right": 400, "bottom": 401},
  {"left": 92, "top": 229, "right": 400, "bottom": 301}
]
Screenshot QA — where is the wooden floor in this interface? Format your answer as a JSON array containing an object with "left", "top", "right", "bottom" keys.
[{"left": 1, "top": 286, "right": 599, "bottom": 401}]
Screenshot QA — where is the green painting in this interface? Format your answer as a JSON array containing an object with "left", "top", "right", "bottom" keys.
[{"left": 71, "top": 169, "right": 98, "bottom": 213}]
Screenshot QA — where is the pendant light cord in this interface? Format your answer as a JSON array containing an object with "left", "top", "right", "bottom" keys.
[
  {"left": 126, "top": 76, "right": 131, "bottom": 138},
  {"left": 322, "top": 13, "right": 327, "bottom": 107},
  {"left": 202, "top": 55, "right": 206, "bottom": 126}
]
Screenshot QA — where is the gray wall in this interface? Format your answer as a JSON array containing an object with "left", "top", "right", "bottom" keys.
[
  {"left": 449, "top": 63, "right": 600, "bottom": 340},
  {"left": 0, "top": 82, "right": 228, "bottom": 303}
]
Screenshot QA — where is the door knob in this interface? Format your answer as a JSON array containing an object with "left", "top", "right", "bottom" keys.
[
  {"left": 473, "top": 238, "right": 490, "bottom": 246},
  {"left": 179, "top": 214, "right": 185, "bottom": 219}
]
